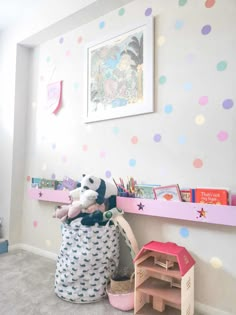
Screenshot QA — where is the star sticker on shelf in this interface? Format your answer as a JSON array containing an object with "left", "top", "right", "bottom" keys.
[
  {"left": 137, "top": 202, "right": 144, "bottom": 211},
  {"left": 197, "top": 208, "right": 207, "bottom": 218},
  {"left": 39, "top": 191, "right": 43, "bottom": 197}
]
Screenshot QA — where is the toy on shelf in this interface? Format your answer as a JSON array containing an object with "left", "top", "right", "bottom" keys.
[{"left": 133, "top": 241, "right": 195, "bottom": 315}]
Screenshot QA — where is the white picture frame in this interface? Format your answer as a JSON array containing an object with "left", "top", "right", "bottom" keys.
[{"left": 84, "top": 18, "right": 154, "bottom": 123}]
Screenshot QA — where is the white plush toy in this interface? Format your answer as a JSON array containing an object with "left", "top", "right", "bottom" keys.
[{"left": 80, "top": 174, "right": 117, "bottom": 205}]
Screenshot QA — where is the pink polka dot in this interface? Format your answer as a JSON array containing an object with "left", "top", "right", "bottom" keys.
[
  {"left": 62, "top": 155, "right": 67, "bottom": 163},
  {"left": 82, "top": 145, "right": 88, "bottom": 151},
  {"left": 66, "top": 50, "right": 71, "bottom": 57},
  {"left": 205, "top": 0, "right": 215, "bottom": 8},
  {"left": 100, "top": 151, "right": 106, "bottom": 158},
  {"left": 193, "top": 159, "right": 203, "bottom": 168},
  {"left": 199, "top": 96, "right": 208, "bottom": 106},
  {"left": 131, "top": 136, "right": 138, "bottom": 144},
  {"left": 77, "top": 36, "right": 83, "bottom": 44},
  {"left": 33, "top": 221, "right": 38, "bottom": 228},
  {"left": 26, "top": 176, "right": 31, "bottom": 182},
  {"left": 217, "top": 130, "right": 228, "bottom": 141}
]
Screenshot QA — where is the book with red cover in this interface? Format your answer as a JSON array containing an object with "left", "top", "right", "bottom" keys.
[{"left": 195, "top": 188, "right": 229, "bottom": 205}]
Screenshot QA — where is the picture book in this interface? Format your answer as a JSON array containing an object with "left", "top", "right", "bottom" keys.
[
  {"left": 195, "top": 188, "right": 229, "bottom": 205},
  {"left": 153, "top": 185, "right": 182, "bottom": 202},
  {"left": 135, "top": 184, "right": 160, "bottom": 199},
  {"left": 180, "top": 189, "right": 195, "bottom": 202}
]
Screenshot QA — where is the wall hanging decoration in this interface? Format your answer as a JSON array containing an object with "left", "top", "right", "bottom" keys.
[
  {"left": 84, "top": 18, "right": 154, "bottom": 123},
  {"left": 46, "top": 80, "right": 63, "bottom": 114}
]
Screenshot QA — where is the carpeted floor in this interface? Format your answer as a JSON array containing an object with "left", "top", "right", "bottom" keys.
[{"left": 0, "top": 250, "right": 199, "bottom": 315}]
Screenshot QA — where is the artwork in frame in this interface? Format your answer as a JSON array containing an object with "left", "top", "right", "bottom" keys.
[{"left": 84, "top": 18, "right": 154, "bottom": 123}]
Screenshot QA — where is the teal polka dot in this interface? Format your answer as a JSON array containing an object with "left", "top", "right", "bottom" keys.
[
  {"left": 217, "top": 61, "right": 227, "bottom": 71},
  {"left": 159, "top": 75, "right": 167, "bottom": 85},
  {"left": 99, "top": 21, "right": 105, "bottom": 29},
  {"left": 118, "top": 8, "right": 125, "bottom": 16},
  {"left": 112, "top": 126, "right": 119, "bottom": 135},
  {"left": 164, "top": 104, "right": 173, "bottom": 114},
  {"left": 179, "top": 0, "right": 188, "bottom": 6},
  {"left": 74, "top": 82, "right": 79, "bottom": 89},
  {"left": 180, "top": 227, "right": 189, "bottom": 238},
  {"left": 129, "top": 159, "right": 136, "bottom": 167},
  {"left": 46, "top": 56, "right": 51, "bottom": 63}
]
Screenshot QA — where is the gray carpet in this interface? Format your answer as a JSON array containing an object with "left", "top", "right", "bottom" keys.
[
  {"left": 0, "top": 250, "right": 133, "bottom": 315},
  {"left": 0, "top": 250, "right": 201, "bottom": 315}
]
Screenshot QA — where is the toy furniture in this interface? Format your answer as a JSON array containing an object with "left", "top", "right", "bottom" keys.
[{"left": 133, "top": 241, "right": 195, "bottom": 315}]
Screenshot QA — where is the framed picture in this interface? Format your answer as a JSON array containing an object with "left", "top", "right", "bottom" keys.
[
  {"left": 153, "top": 185, "right": 182, "bottom": 202},
  {"left": 84, "top": 18, "right": 154, "bottom": 123}
]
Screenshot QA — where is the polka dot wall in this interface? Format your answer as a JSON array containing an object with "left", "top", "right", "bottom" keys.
[{"left": 24, "top": 0, "right": 236, "bottom": 311}]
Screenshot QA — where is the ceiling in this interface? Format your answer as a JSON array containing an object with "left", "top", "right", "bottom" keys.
[{"left": 0, "top": 0, "right": 46, "bottom": 31}]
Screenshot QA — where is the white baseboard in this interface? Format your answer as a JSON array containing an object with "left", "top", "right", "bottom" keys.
[
  {"left": 195, "top": 301, "right": 232, "bottom": 315},
  {"left": 7, "top": 244, "right": 232, "bottom": 315},
  {"left": 8, "top": 243, "right": 57, "bottom": 261}
]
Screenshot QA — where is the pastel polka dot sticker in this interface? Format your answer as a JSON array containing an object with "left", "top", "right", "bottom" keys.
[
  {"left": 45, "top": 240, "right": 51, "bottom": 247},
  {"left": 129, "top": 159, "right": 136, "bottom": 167},
  {"left": 195, "top": 114, "right": 205, "bottom": 125},
  {"left": 193, "top": 158, "right": 203, "bottom": 168},
  {"left": 153, "top": 134, "right": 162, "bottom": 142},
  {"left": 82, "top": 144, "right": 88, "bottom": 152},
  {"left": 164, "top": 104, "right": 173, "bottom": 114},
  {"left": 62, "top": 155, "right": 67, "bottom": 163},
  {"left": 26, "top": 175, "right": 31, "bottom": 182},
  {"left": 51, "top": 173, "right": 56, "bottom": 180},
  {"left": 183, "top": 82, "right": 192, "bottom": 91},
  {"left": 74, "top": 82, "right": 79, "bottom": 90},
  {"left": 179, "top": 0, "right": 188, "bottom": 7},
  {"left": 33, "top": 220, "right": 38, "bottom": 228},
  {"left": 205, "top": 0, "right": 216, "bottom": 8},
  {"left": 201, "top": 24, "right": 212, "bottom": 35},
  {"left": 178, "top": 135, "right": 187, "bottom": 144},
  {"left": 105, "top": 170, "right": 111, "bottom": 178},
  {"left": 65, "top": 50, "right": 71, "bottom": 57},
  {"left": 180, "top": 227, "right": 189, "bottom": 238},
  {"left": 46, "top": 56, "right": 51, "bottom": 63},
  {"left": 217, "top": 60, "right": 227, "bottom": 71},
  {"left": 217, "top": 130, "right": 228, "bottom": 142},
  {"left": 185, "top": 53, "right": 196, "bottom": 64},
  {"left": 100, "top": 151, "right": 106, "bottom": 158},
  {"left": 145, "top": 7, "right": 152, "bottom": 16},
  {"left": 59, "top": 37, "right": 64, "bottom": 44},
  {"left": 42, "top": 163, "right": 47, "bottom": 171},
  {"left": 159, "top": 75, "right": 167, "bottom": 85},
  {"left": 51, "top": 143, "right": 56, "bottom": 150},
  {"left": 158, "top": 36, "right": 166, "bottom": 47},
  {"left": 131, "top": 136, "right": 138, "bottom": 144},
  {"left": 210, "top": 257, "right": 222, "bottom": 269},
  {"left": 199, "top": 96, "right": 208, "bottom": 106},
  {"left": 77, "top": 36, "right": 83, "bottom": 44},
  {"left": 112, "top": 126, "right": 119, "bottom": 135},
  {"left": 99, "top": 21, "right": 105, "bottom": 29},
  {"left": 118, "top": 8, "right": 125, "bottom": 16},
  {"left": 222, "top": 99, "right": 233, "bottom": 110},
  {"left": 175, "top": 20, "right": 184, "bottom": 30}
]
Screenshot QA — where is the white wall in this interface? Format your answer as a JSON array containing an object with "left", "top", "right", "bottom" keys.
[{"left": 1, "top": 0, "right": 236, "bottom": 314}]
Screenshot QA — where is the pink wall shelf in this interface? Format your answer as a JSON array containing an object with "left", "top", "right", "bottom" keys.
[
  {"left": 116, "top": 196, "right": 236, "bottom": 227},
  {"left": 28, "top": 188, "right": 71, "bottom": 204}
]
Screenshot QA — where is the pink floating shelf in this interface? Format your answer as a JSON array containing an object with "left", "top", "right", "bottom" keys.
[
  {"left": 28, "top": 188, "right": 71, "bottom": 204},
  {"left": 116, "top": 196, "right": 236, "bottom": 227}
]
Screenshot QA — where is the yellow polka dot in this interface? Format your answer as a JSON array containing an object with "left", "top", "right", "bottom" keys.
[
  {"left": 210, "top": 257, "right": 222, "bottom": 269},
  {"left": 45, "top": 240, "right": 51, "bottom": 247},
  {"left": 158, "top": 36, "right": 166, "bottom": 47},
  {"left": 195, "top": 114, "right": 205, "bottom": 125}
]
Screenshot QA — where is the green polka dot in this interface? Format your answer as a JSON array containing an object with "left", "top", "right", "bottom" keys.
[
  {"left": 179, "top": 0, "right": 188, "bottom": 6},
  {"left": 118, "top": 8, "right": 125, "bottom": 16},
  {"left": 217, "top": 61, "right": 227, "bottom": 71},
  {"left": 159, "top": 75, "right": 167, "bottom": 85},
  {"left": 46, "top": 56, "right": 51, "bottom": 63}
]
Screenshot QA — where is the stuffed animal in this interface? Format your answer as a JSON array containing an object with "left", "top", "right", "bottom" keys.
[{"left": 80, "top": 174, "right": 117, "bottom": 206}]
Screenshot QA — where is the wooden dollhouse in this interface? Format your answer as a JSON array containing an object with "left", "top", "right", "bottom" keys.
[{"left": 133, "top": 241, "right": 195, "bottom": 315}]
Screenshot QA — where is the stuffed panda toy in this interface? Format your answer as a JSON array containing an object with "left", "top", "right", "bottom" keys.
[{"left": 80, "top": 174, "right": 117, "bottom": 208}]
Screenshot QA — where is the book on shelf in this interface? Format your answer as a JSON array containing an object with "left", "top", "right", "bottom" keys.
[
  {"left": 180, "top": 188, "right": 195, "bottom": 202},
  {"left": 153, "top": 184, "right": 182, "bottom": 202},
  {"left": 134, "top": 184, "right": 160, "bottom": 199},
  {"left": 195, "top": 187, "right": 230, "bottom": 205}
]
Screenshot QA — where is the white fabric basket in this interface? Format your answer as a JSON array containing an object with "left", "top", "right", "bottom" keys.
[{"left": 55, "top": 218, "right": 119, "bottom": 303}]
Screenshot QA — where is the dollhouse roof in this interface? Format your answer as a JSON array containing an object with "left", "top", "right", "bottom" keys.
[{"left": 134, "top": 241, "right": 195, "bottom": 276}]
